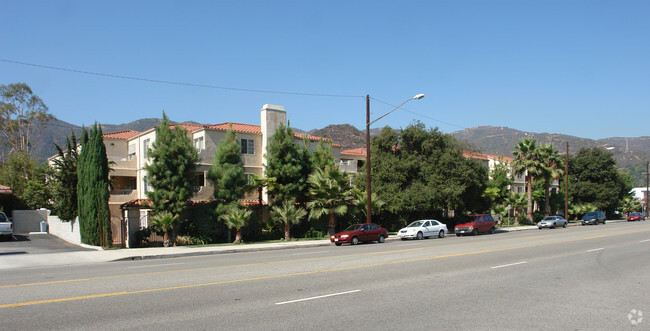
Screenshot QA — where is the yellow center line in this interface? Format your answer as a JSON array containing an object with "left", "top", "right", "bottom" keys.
[{"left": 0, "top": 228, "right": 646, "bottom": 309}]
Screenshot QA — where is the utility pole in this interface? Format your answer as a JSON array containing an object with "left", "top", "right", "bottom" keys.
[{"left": 565, "top": 142, "right": 569, "bottom": 221}]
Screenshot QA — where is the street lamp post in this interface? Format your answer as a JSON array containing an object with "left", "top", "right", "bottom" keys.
[{"left": 365, "top": 93, "right": 424, "bottom": 223}]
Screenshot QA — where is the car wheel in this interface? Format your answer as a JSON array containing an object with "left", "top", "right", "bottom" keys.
[
  {"left": 489, "top": 227, "right": 495, "bottom": 234},
  {"left": 351, "top": 236, "right": 359, "bottom": 245},
  {"left": 472, "top": 229, "right": 479, "bottom": 236},
  {"left": 401, "top": 238, "right": 407, "bottom": 241},
  {"left": 378, "top": 235, "right": 385, "bottom": 243},
  {"left": 538, "top": 227, "right": 542, "bottom": 230},
  {"left": 416, "top": 232, "right": 423, "bottom": 240},
  {"left": 551, "top": 223, "right": 556, "bottom": 229},
  {"left": 602, "top": 220, "right": 606, "bottom": 224},
  {"left": 335, "top": 243, "right": 342, "bottom": 246},
  {"left": 456, "top": 233, "right": 461, "bottom": 237},
  {"left": 563, "top": 222, "right": 567, "bottom": 228},
  {"left": 438, "top": 230, "right": 445, "bottom": 238}
]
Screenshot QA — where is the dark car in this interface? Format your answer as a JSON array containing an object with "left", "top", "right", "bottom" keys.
[
  {"left": 582, "top": 211, "right": 606, "bottom": 225},
  {"left": 627, "top": 212, "right": 646, "bottom": 222},
  {"left": 330, "top": 223, "right": 388, "bottom": 246},
  {"left": 454, "top": 214, "right": 496, "bottom": 236}
]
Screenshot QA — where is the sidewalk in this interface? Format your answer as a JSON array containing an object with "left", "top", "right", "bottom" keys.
[{"left": 0, "top": 221, "right": 621, "bottom": 270}]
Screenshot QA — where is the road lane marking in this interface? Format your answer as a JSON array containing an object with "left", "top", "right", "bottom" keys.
[
  {"left": 2, "top": 228, "right": 647, "bottom": 290},
  {"left": 0, "top": 229, "right": 647, "bottom": 309},
  {"left": 275, "top": 290, "right": 360, "bottom": 305},
  {"left": 292, "top": 251, "right": 329, "bottom": 256},
  {"left": 586, "top": 248, "right": 605, "bottom": 252},
  {"left": 640, "top": 239, "right": 650, "bottom": 243},
  {"left": 127, "top": 263, "right": 185, "bottom": 269},
  {"left": 491, "top": 261, "right": 527, "bottom": 269}
]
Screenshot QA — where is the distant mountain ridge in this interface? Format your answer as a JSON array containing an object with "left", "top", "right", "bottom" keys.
[{"left": 30, "top": 120, "right": 649, "bottom": 186}]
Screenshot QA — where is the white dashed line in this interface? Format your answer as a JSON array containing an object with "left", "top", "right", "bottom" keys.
[
  {"left": 276, "top": 290, "right": 361, "bottom": 305},
  {"left": 586, "top": 248, "right": 605, "bottom": 253},
  {"left": 491, "top": 261, "right": 527, "bottom": 269}
]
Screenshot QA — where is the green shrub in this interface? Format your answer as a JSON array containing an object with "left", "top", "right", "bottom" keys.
[{"left": 132, "top": 227, "right": 151, "bottom": 248}]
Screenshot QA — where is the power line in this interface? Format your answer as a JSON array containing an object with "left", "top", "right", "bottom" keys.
[
  {"left": 0, "top": 58, "right": 363, "bottom": 99},
  {"left": 369, "top": 96, "right": 466, "bottom": 130}
]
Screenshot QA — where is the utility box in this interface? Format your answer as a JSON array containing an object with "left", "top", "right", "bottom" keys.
[{"left": 40, "top": 221, "right": 48, "bottom": 233}]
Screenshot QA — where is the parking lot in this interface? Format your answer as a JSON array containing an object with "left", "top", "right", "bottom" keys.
[{"left": 0, "top": 233, "right": 94, "bottom": 256}]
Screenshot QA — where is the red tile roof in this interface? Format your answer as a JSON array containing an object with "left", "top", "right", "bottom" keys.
[
  {"left": 121, "top": 198, "right": 266, "bottom": 208},
  {"left": 206, "top": 122, "right": 262, "bottom": 134},
  {"left": 103, "top": 130, "right": 141, "bottom": 140},
  {"left": 341, "top": 148, "right": 366, "bottom": 156},
  {"left": 294, "top": 133, "right": 341, "bottom": 147},
  {"left": 463, "top": 150, "right": 513, "bottom": 163},
  {"left": 0, "top": 185, "right": 12, "bottom": 194}
]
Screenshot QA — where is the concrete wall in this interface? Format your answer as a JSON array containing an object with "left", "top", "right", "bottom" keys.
[
  {"left": 47, "top": 215, "right": 82, "bottom": 245},
  {"left": 12, "top": 210, "right": 47, "bottom": 233}
]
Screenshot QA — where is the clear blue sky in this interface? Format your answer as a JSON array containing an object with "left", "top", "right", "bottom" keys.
[{"left": 1, "top": 0, "right": 648, "bottom": 140}]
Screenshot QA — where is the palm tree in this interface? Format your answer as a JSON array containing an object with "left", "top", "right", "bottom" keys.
[
  {"left": 491, "top": 204, "right": 507, "bottom": 227},
  {"left": 150, "top": 211, "right": 178, "bottom": 247},
  {"left": 513, "top": 138, "right": 542, "bottom": 222},
  {"left": 220, "top": 206, "right": 252, "bottom": 244},
  {"left": 538, "top": 144, "right": 564, "bottom": 216},
  {"left": 306, "top": 165, "right": 351, "bottom": 237},
  {"left": 505, "top": 193, "right": 528, "bottom": 226},
  {"left": 271, "top": 200, "right": 308, "bottom": 240},
  {"left": 352, "top": 190, "right": 386, "bottom": 222}
]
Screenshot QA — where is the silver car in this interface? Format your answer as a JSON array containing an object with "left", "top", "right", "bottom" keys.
[{"left": 537, "top": 216, "right": 568, "bottom": 229}]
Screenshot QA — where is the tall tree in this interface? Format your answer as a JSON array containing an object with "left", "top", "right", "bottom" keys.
[
  {"left": 264, "top": 123, "right": 312, "bottom": 205},
  {"left": 77, "top": 124, "right": 111, "bottom": 247},
  {"left": 144, "top": 112, "right": 198, "bottom": 242},
  {"left": 271, "top": 199, "right": 308, "bottom": 240},
  {"left": 310, "top": 140, "right": 336, "bottom": 171},
  {"left": 512, "top": 138, "right": 541, "bottom": 222},
  {"left": 568, "top": 147, "right": 632, "bottom": 216},
  {"left": 505, "top": 193, "right": 528, "bottom": 226},
  {"left": 0, "top": 83, "right": 54, "bottom": 156},
  {"left": 0, "top": 151, "right": 38, "bottom": 198},
  {"left": 208, "top": 128, "right": 247, "bottom": 203},
  {"left": 51, "top": 131, "right": 79, "bottom": 221},
  {"left": 307, "top": 165, "right": 351, "bottom": 237},
  {"left": 538, "top": 144, "right": 564, "bottom": 216}
]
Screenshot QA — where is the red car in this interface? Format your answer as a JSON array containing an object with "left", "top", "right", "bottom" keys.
[
  {"left": 330, "top": 223, "right": 388, "bottom": 246},
  {"left": 627, "top": 212, "right": 646, "bottom": 221},
  {"left": 455, "top": 214, "right": 496, "bottom": 236}
]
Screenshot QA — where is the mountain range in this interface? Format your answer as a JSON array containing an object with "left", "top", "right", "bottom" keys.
[{"left": 30, "top": 119, "right": 650, "bottom": 187}]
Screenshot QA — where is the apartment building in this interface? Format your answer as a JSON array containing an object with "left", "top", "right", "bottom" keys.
[{"left": 96, "top": 104, "right": 344, "bottom": 245}]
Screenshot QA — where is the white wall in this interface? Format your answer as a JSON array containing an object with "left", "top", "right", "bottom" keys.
[{"left": 47, "top": 215, "right": 82, "bottom": 245}]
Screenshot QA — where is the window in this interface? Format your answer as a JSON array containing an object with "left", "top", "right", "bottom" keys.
[
  {"left": 128, "top": 143, "right": 136, "bottom": 160},
  {"left": 194, "top": 136, "right": 204, "bottom": 151},
  {"left": 143, "top": 139, "right": 151, "bottom": 159},
  {"left": 517, "top": 187, "right": 523, "bottom": 193},
  {"left": 424, "top": 221, "right": 431, "bottom": 227},
  {"left": 241, "top": 138, "right": 254, "bottom": 155},
  {"left": 143, "top": 176, "right": 149, "bottom": 193}
]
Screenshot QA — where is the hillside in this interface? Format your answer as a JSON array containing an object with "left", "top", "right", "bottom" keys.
[{"left": 26, "top": 121, "right": 649, "bottom": 187}]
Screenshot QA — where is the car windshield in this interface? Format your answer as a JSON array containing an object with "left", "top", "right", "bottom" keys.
[
  {"left": 542, "top": 217, "right": 555, "bottom": 221},
  {"left": 343, "top": 224, "right": 362, "bottom": 232},
  {"left": 407, "top": 221, "right": 424, "bottom": 227},
  {"left": 585, "top": 212, "right": 597, "bottom": 217},
  {"left": 631, "top": 213, "right": 642, "bottom": 216}
]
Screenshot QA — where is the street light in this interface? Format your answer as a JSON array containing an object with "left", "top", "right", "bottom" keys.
[{"left": 365, "top": 93, "right": 424, "bottom": 223}]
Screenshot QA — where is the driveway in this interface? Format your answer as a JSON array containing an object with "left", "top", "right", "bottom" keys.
[{"left": 0, "top": 233, "right": 94, "bottom": 256}]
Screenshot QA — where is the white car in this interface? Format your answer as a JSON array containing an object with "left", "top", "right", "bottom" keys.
[
  {"left": 397, "top": 220, "right": 448, "bottom": 240},
  {"left": 537, "top": 216, "right": 568, "bottom": 229}
]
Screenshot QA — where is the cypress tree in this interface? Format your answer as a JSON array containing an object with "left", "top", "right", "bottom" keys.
[{"left": 77, "top": 124, "right": 112, "bottom": 247}]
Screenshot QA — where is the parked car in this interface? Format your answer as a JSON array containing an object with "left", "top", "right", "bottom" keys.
[
  {"left": 582, "top": 211, "right": 606, "bottom": 225},
  {"left": 455, "top": 214, "right": 495, "bottom": 236},
  {"left": 397, "top": 219, "right": 448, "bottom": 240},
  {"left": 627, "top": 212, "right": 646, "bottom": 221},
  {"left": 330, "top": 223, "right": 388, "bottom": 246},
  {"left": 537, "top": 216, "right": 568, "bottom": 229},
  {"left": 0, "top": 212, "right": 13, "bottom": 241}
]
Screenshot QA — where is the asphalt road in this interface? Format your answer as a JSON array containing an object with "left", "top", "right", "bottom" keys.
[{"left": 1, "top": 221, "right": 649, "bottom": 330}]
